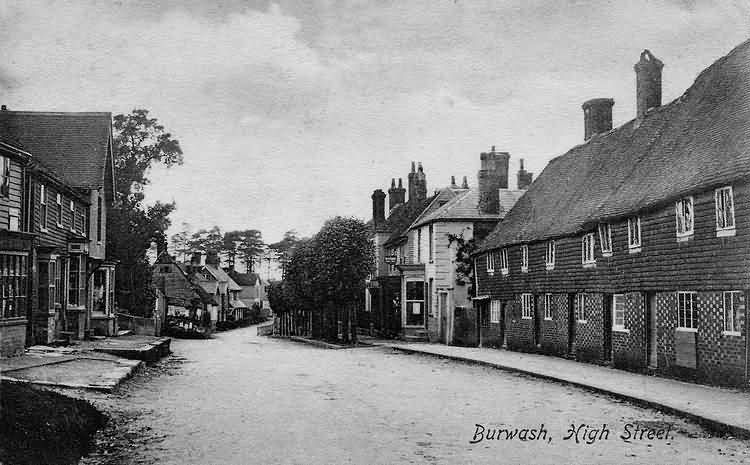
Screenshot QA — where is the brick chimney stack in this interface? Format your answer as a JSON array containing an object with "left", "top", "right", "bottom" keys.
[
  {"left": 372, "top": 189, "right": 386, "bottom": 224},
  {"left": 478, "top": 146, "right": 510, "bottom": 214},
  {"left": 582, "top": 98, "right": 614, "bottom": 140},
  {"left": 190, "top": 252, "right": 202, "bottom": 268},
  {"left": 206, "top": 250, "right": 220, "bottom": 266},
  {"left": 409, "top": 162, "right": 427, "bottom": 202},
  {"left": 461, "top": 176, "right": 469, "bottom": 189},
  {"left": 388, "top": 178, "right": 405, "bottom": 210},
  {"left": 517, "top": 158, "right": 534, "bottom": 190},
  {"left": 634, "top": 49, "right": 663, "bottom": 119}
]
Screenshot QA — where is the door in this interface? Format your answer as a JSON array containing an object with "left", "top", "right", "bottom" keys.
[
  {"left": 603, "top": 294, "right": 612, "bottom": 361},
  {"left": 405, "top": 280, "right": 426, "bottom": 326},
  {"left": 439, "top": 291, "right": 448, "bottom": 343},
  {"left": 567, "top": 294, "right": 577, "bottom": 355},
  {"left": 647, "top": 292, "right": 658, "bottom": 368},
  {"left": 501, "top": 302, "right": 509, "bottom": 347},
  {"left": 533, "top": 296, "right": 542, "bottom": 347}
]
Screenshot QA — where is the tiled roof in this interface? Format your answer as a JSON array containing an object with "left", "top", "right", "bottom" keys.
[
  {"left": 229, "top": 298, "right": 249, "bottom": 309},
  {"left": 381, "top": 196, "right": 436, "bottom": 247},
  {"left": 204, "top": 264, "right": 243, "bottom": 291},
  {"left": 227, "top": 270, "right": 262, "bottom": 286},
  {"left": 411, "top": 188, "right": 521, "bottom": 229},
  {"left": 478, "top": 39, "right": 750, "bottom": 253},
  {"left": 0, "top": 111, "right": 112, "bottom": 189}
]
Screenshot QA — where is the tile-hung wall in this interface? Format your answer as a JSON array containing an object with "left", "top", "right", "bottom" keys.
[{"left": 477, "top": 182, "right": 749, "bottom": 385}]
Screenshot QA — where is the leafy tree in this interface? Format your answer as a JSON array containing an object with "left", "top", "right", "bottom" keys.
[
  {"left": 188, "top": 226, "right": 223, "bottom": 256},
  {"left": 268, "top": 230, "right": 302, "bottom": 277},
  {"left": 236, "top": 229, "right": 264, "bottom": 273},
  {"left": 169, "top": 223, "right": 192, "bottom": 262},
  {"left": 109, "top": 109, "right": 183, "bottom": 314},
  {"left": 448, "top": 233, "right": 477, "bottom": 297}
]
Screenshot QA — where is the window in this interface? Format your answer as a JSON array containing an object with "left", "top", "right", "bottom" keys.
[
  {"left": 677, "top": 291, "right": 697, "bottom": 330},
  {"left": 428, "top": 224, "right": 434, "bottom": 262},
  {"left": 722, "top": 291, "right": 744, "bottom": 335},
  {"left": 56, "top": 193, "right": 63, "bottom": 227},
  {"left": 68, "top": 255, "right": 86, "bottom": 307},
  {"left": 405, "top": 280, "right": 425, "bottom": 326},
  {"left": 0, "top": 156, "right": 9, "bottom": 196},
  {"left": 8, "top": 208, "right": 19, "bottom": 232},
  {"left": 520, "top": 245, "right": 529, "bottom": 272},
  {"left": 576, "top": 293, "right": 586, "bottom": 322},
  {"left": 490, "top": 300, "right": 501, "bottom": 323},
  {"left": 500, "top": 249, "right": 509, "bottom": 275},
  {"left": 439, "top": 292, "right": 448, "bottom": 320},
  {"left": 627, "top": 216, "right": 641, "bottom": 251},
  {"left": 582, "top": 233, "right": 596, "bottom": 266},
  {"left": 40, "top": 184, "right": 48, "bottom": 231},
  {"left": 96, "top": 195, "right": 103, "bottom": 242},
  {"left": 543, "top": 294, "right": 553, "bottom": 320},
  {"left": 69, "top": 201, "right": 75, "bottom": 232},
  {"left": 521, "top": 293, "right": 533, "bottom": 319},
  {"left": 0, "top": 253, "right": 28, "bottom": 319},
  {"left": 93, "top": 269, "right": 108, "bottom": 314},
  {"left": 54, "top": 259, "right": 62, "bottom": 306},
  {"left": 675, "top": 197, "right": 694, "bottom": 238},
  {"left": 545, "top": 241, "right": 555, "bottom": 270},
  {"left": 715, "top": 186, "right": 735, "bottom": 236},
  {"left": 48, "top": 260, "right": 56, "bottom": 311},
  {"left": 417, "top": 228, "right": 422, "bottom": 263},
  {"left": 613, "top": 294, "right": 626, "bottom": 330},
  {"left": 598, "top": 224, "right": 612, "bottom": 255},
  {"left": 486, "top": 251, "right": 495, "bottom": 273}
]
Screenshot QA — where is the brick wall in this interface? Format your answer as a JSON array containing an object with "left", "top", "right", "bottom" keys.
[
  {"left": 611, "top": 292, "right": 648, "bottom": 370},
  {"left": 539, "top": 293, "right": 569, "bottom": 356},
  {"left": 0, "top": 319, "right": 27, "bottom": 356},
  {"left": 506, "top": 296, "right": 534, "bottom": 351},
  {"left": 574, "top": 293, "right": 605, "bottom": 362}
]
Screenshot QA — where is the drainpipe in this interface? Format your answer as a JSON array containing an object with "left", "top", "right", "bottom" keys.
[{"left": 745, "top": 289, "right": 749, "bottom": 386}]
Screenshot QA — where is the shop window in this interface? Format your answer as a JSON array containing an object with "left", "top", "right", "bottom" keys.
[
  {"left": 93, "top": 269, "right": 107, "bottom": 314},
  {"left": 405, "top": 280, "right": 425, "bottom": 326},
  {"left": 0, "top": 253, "right": 28, "bottom": 319},
  {"left": 68, "top": 255, "right": 86, "bottom": 307}
]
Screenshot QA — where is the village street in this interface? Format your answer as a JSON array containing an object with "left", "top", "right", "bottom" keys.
[{"left": 78, "top": 325, "right": 750, "bottom": 465}]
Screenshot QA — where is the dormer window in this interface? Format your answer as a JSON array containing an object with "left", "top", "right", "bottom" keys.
[
  {"left": 40, "top": 184, "right": 48, "bottom": 231},
  {"left": 582, "top": 233, "right": 596, "bottom": 267},
  {"left": 56, "top": 193, "right": 63, "bottom": 227},
  {"left": 0, "top": 156, "right": 9, "bottom": 197},
  {"left": 500, "top": 249, "right": 509, "bottom": 275},
  {"left": 627, "top": 216, "right": 641, "bottom": 252},
  {"left": 69, "top": 200, "right": 76, "bottom": 233},
  {"left": 520, "top": 245, "right": 529, "bottom": 273},
  {"left": 675, "top": 196, "right": 694, "bottom": 239},
  {"left": 715, "top": 186, "right": 735, "bottom": 237},
  {"left": 486, "top": 251, "right": 495, "bottom": 273},
  {"left": 598, "top": 223, "right": 612, "bottom": 256},
  {"left": 545, "top": 241, "right": 555, "bottom": 271}
]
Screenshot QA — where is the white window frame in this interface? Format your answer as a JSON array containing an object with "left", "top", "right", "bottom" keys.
[
  {"left": 677, "top": 291, "right": 697, "bottom": 331},
  {"left": 598, "top": 223, "right": 612, "bottom": 256},
  {"left": 500, "top": 249, "right": 509, "bottom": 276},
  {"left": 521, "top": 293, "right": 533, "bottom": 319},
  {"left": 627, "top": 216, "right": 642, "bottom": 252},
  {"left": 545, "top": 240, "right": 555, "bottom": 271},
  {"left": 612, "top": 294, "right": 627, "bottom": 332},
  {"left": 543, "top": 293, "right": 553, "bottom": 320},
  {"left": 715, "top": 186, "right": 735, "bottom": 237},
  {"left": 486, "top": 251, "right": 495, "bottom": 274},
  {"left": 69, "top": 200, "right": 76, "bottom": 233},
  {"left": 576, "top": 293, "right": 587, "bottom": 323},
  {"left": 722, "top": 290, "right": 743, "bottom": 336},
  {"left": 490, "top": 300, "right": 501, "bottom": 323},
  {"left": 0, "top": 156, "right": 9, "bottom": 197},
  {"left": 520, "top": 245, "right": 529, "bottom": 273},
  {"left": 56, "top": 193, "right": 63, "bottom": 227},
  {"left": 582, "top": 233, "right": 596, "bottom": 267},
  {"left": 675, "top": 196, "right": 694, "bottom": 239},
  {"left": 8, "top": 207, "right": 19, "bottom": 232},
  {"left": 40, "top": 184, "right": 48, "bottom": 232}
]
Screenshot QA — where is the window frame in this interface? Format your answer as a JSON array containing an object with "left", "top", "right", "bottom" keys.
[
  {"left": 56, "top": 193, "right": 63, "bottom": 227},
  {"left": 520, "top": 245, "right": 529, "bottom": 273},
  {"left": 40, "top": 184, "right": 48, "bottom": 232},
  {"left": 581, "top": 232, "right": 596, "bottom": 266},
  {"left": 500, "top": 248, "right": 509, "bottom": 276},
  {"left": 722, "top": 290, "right": 743, "bottom": 336},
  {"left": 490, "top": 299, "right": 501, "bottom": 324},
  {"left": 715, "top": 186, "right": 735, "bottom": 237},
  {"left": 627, "top": 216, "right": 642, "bottom": 252},
  {"left": 521, "top": 293, "right": 533, "bottom": 319},
  {"left": 0, "top": 156, "right": 9, "bottom": 197},
  {"left": 545, "top": 240, "right": 555, "bottom": 271},
  {"left": 543, "top": 293, "right": 553, "bottom": 320},
  {"left": 612, "top": 294, "right": 627, "bottom": 331},
  {"left": 69, "top": 200, "right": 76, "bottom": 233},
  {"left": 486, "top": 251, "right": 495, "bottom": 273},
  {"left": 576, "top": 293, "right": 587, "bottom": 323},
  {"left": 8, "top": 207, "right": 19, "bottom": 232},
  {"left": 428, "top": 224, "right": 434, "bottom": 263},
  {"left": 675, "top": 196, "right": 694, "bottom": 239},
  {"left": 598, "top": 223, "right": 612, "bottom": 256},
  {"left": 417, "top": 228, "right": 422, "bottom": 263},
  {"left": 68, "top": 255, "right": 86, "bottom": 308},
  {"left": 677, "top": 291, "right": 697, "bottom": 331}
]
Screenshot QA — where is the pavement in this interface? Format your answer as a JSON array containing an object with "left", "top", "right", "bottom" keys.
[
  {"left": 366, "top": 339, "right": 750, "bottom": 438},
  {"left": 0, "top": 335, "right": 170, "bottom": 392}
]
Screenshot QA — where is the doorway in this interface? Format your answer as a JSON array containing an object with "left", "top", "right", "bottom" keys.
[
  {"left": 501, "top": 301, "right": 510, "bottom": 348},
  {"left": 439, "top": 291, "right": 449, "bottom": 343},
  {"left": 567, "top": 294, "right": 576, "bottom": 355},
  {"left": 646, "top": 292, "right": 658, "bottom": 368},
  {"left": 533, "top": 296, "right": 541, "bottom": 348},
  {"left": 603, "top": 294, "right": 612, "bottom": 361}
]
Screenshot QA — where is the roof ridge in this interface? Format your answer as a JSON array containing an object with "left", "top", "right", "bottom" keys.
[{"left": 0, "top": 110, "right": 112, "bottom": 116}]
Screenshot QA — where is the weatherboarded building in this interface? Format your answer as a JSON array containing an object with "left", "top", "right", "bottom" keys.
[{"left": 474, "top": 42, "right": 750, "bottom": 386}]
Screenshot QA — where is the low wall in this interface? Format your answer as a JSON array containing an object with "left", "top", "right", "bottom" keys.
[
  {"left": 116, "top": 313, "right": 161, "bottom": 336},
  {"left": 0, "top": 318, "right": 27, "bottom": 357}
]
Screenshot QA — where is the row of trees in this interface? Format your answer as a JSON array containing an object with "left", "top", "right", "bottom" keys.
[{"left": 268, "top": 217, "right": 374, "bottom": 343}]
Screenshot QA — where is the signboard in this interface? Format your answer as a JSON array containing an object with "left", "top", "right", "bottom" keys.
[{"left": 384, "top": 255, "right": 397, "bottom": 265}]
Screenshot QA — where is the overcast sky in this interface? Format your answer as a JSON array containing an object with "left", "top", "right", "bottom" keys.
[{"left": 1, "top": 1, "right": 749, "bottom": 243}]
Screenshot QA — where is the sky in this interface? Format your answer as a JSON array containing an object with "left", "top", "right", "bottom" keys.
[{"left": 1, "top": 0, "right": 749, "bottom": 244}]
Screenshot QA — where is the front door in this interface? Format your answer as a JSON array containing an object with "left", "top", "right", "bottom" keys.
[
  {"left": 533, "top": 297, "right": 542, "bottom": 348},
  {"left": 405, "top": 280, "right": 426, "bottom": 326},
  {"left": 647, "top": 292, "right": 658, "bottom": 368},
  {"left": 501, "top": 302, "right": 509, "bottom": 347},
  {"left": 439, "top": 291, "right": 449, "bottom": 343}
]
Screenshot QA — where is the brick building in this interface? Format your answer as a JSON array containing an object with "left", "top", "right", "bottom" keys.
[{"left": 474, "top": 42, "right": 750, "bottom": 386}]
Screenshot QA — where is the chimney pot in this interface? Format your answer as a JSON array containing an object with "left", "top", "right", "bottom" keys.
[
  {"left": 190, "top": 252, "right": 202, "bottom": 266},
  {"left": 462, "top": 176, "right": 469, "bottom": 189},
  {"left": 582, "top": 98, "right": 614, "bottom": 141},
  {"left": 517, "top": 160, "right": 534, "bottom": 190},
  {"left": 635, "top": 49, "right": 663, "bottom": 119},
  {"left": 372, "top": 189, "right": 386, "bottom": 224},
  {"left": 478, "top": 149, "right": 510, "bottom": 214},
  {"left": 388, "top": 177, "right": 406, "bottom": 210},
  {"left": 1, "top": 105, "right": 6, "bottom": 111},
  {"left": 451, "top": 175, "right": 457, "bottom": 187},
  {"left": 206, "top": 250, "right": 220, "bottom": 266}
]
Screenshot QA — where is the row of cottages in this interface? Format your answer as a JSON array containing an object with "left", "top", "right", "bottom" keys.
[
  {"left": 0, "top": 109, "right": 117, "bottom": 357},
  {"left": 362, "top": 152, "right": 529, "bottom": 343},
  {"left": 152, "top": 251, "right": 249, "bottom": 328},
  {"left": 225, "top": 269, "right": 270, "bottom": 317},
  {"left": 473, "top": 42, "right": 750, "bottom": 387}
]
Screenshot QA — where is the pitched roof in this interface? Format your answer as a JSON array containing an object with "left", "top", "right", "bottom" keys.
[
  {"left": 204, "top": 264, "right": 243, "bottom": 291},
  {"left": 381, "top": 195, "right": 436, "bottom": 247},
  {"left": 227, "top": 270, "right": 262, "bottom": 286},
  {"left": 0, "top": 111, "right": 113, "bottom": 189},
  {"left": 478, "top": 39, "right": 750, "bottom": 253},
  {"left": 411, "top": 188, "right": 521, "bottom": 229}
]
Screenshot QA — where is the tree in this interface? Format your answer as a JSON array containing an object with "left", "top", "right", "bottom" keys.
[
  {"left": 169, "top": 223, "right": 192, "bottom": 262},
  {"left": 448, "top": 233, "right": 477, "bottom": 297},
  {"left": 109, "top": 109, "right": 184, "bottom": 315},
  {"left": 236, "top": 229, "right": 264, "bottom": 273},
  {"left": 188, "top": 226, "right": 223, "bottom": 256},
  {"left": 268, "top": 230, "right": 302, "bottom": 277}
]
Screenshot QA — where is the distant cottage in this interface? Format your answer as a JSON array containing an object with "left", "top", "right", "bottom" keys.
[{"left": 475, "top": 42, "right": 750, "bottom": 386}]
